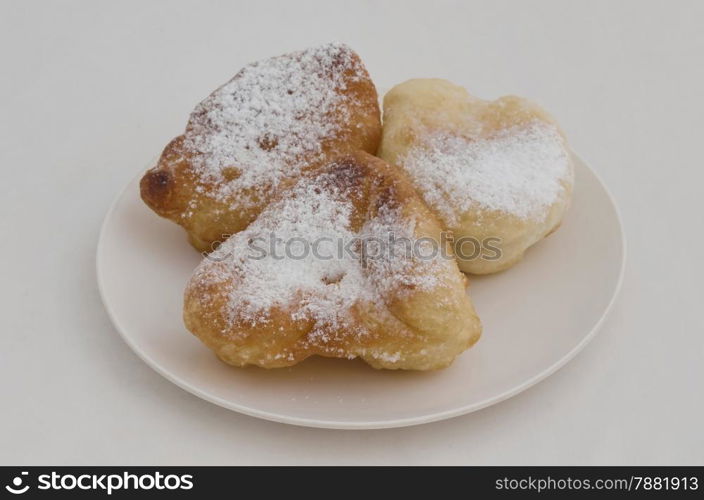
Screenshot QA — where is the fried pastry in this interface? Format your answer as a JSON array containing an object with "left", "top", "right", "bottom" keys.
[
  {"left": 184, "top": 151, "right": 481, "bottom": 370},
  {"left": 141, "top": 43, "right": 381, "bottom": 252},
  {"left": 379, "top": 79, "right": 574, "bottom": 274}
]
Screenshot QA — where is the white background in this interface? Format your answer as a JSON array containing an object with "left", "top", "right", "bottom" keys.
[{"left": 1, "top": 0, "right": 702, "bottom": 464}]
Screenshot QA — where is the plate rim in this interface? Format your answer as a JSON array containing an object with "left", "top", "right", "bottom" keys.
[{"left": 96, "top": 151, "right": 626, "bottom": 430}]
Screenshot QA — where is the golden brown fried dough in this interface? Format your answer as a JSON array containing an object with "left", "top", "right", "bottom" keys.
[
  {"left": 184, "top": 152, "right": 481, "bottom": 370},
  {"left": 141, "top": 43, "right": 381, "bottom": 252}
]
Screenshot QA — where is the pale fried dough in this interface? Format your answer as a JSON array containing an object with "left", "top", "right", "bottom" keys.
[{"left": 379, "top": 79, "right": 573, "bottom": 274}]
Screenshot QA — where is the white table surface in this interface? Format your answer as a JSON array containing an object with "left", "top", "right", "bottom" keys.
[{"left": 1, "top": 0, "right": 702, "bottom": 465}]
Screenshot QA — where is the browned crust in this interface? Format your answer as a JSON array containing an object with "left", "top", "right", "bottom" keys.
[{"left": 140, "top": 48, "right": 381, "bottom": 252}]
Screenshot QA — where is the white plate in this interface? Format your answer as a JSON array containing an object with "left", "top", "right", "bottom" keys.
[{"left": 97, "top": 151, "right": 625, "bottom": 429}]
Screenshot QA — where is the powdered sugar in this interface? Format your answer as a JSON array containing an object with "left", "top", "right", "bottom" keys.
[
  {"left": 191, "top": 167, "right": 444, "bottom": 338},
  {"left": 401, "top": 122, "right": 572, "bottom": 224},
  {"left": 370, "top": 350, "right": 402, "bottom": 363},
  {"left": 182, "top": 42, "right": 366, "bottom": 206}
]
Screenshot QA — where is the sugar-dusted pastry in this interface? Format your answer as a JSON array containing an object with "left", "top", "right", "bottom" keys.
[
  {"left": 379, "top": 79, "right": 574, "bottom": 274},
  {"left": 141, "top": 43, "right": 381, "bottom": 252},
  {"left": 184, "top": 151, "right": 481, "bottom": 370}
]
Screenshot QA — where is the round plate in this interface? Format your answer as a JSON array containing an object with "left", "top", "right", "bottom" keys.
[{"left": 97, "top": 152, "right": 625, "bottom": 429}]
